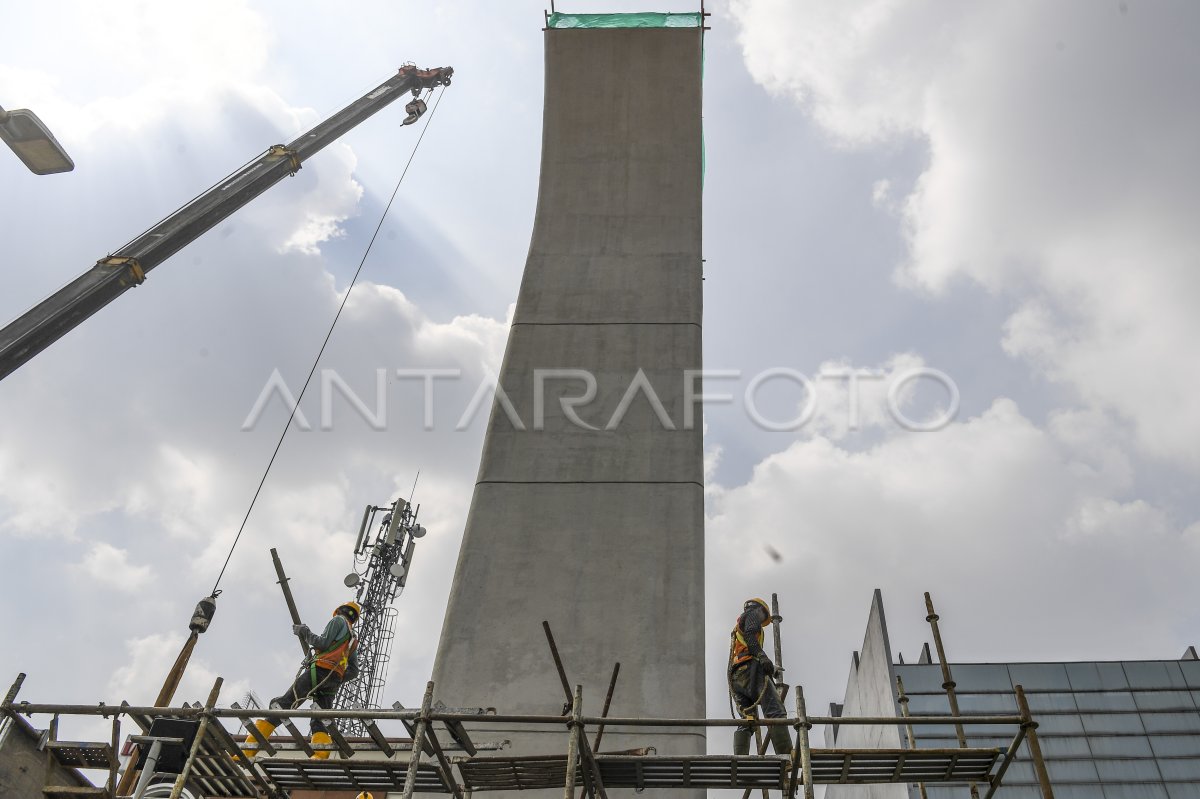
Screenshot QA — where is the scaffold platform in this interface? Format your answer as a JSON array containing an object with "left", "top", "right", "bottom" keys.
[
  {"left": 455, "top": 749, "right": 1002, "bottom": 791},
  {"left": 3, "top": 671, "right": 1047, "bottom": 799}
]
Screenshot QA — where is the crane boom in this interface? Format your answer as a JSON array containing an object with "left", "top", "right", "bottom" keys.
[{"left": 0, "top": 65, "right": 452, "bottom": 381}]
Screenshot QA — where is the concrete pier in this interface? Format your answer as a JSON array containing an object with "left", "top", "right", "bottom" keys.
[{"left": 432, "top": 23, "right": 706, "bottom": 779}]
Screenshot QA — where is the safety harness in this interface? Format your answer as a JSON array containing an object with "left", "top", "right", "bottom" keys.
[
  {"left": 283, "top": 619, "right": 358, "bottom": 709},
  {"left": 308, "top": 622, "right": 358, "bottom": 689},
  {"left": 727, "top": 620, "right": 771, "bottom": 719}
]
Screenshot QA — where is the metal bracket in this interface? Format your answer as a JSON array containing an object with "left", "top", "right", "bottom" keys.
[
  {"left": 99, "top": 256, "right": 146, "bottom": 287},
  {"left": 266, "top": 144, "right": 302, "bottom": 176}
]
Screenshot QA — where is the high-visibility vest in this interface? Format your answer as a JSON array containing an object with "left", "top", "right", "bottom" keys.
[
  {"left": 729, "top": 618, "right": 763, "bottom": 667},
  {"left": 314, "top": 628, "right": 358, "bottom": 677}
]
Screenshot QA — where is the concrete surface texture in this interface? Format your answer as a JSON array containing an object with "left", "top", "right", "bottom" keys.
[
  {"left": 432, "top": 22, "right": 706, "bottom": 779},
  {"left": 824, "top": 589, "right": 908, "bottom": 799},
  {"left": 0, "top": 715, "right": 95, "bottom": 799}
]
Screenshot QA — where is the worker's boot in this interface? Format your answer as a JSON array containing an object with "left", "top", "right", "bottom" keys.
[
  {"left": 241, "top": 720, "right": 276, "bottom": 760},
  {"left": 769, "top": 724, "right": 793, "bottom": 757},
  {"left": 310, "top": 730, "right": 334, "bottom": 760},
  {"left": 733, "top": 727, "right": 753, "bottom": 756}
]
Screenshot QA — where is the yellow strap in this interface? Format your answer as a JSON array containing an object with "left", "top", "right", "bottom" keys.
[
  {"left": 267, "top": 144, "right": 302, "bottom": 175},
  {"left": 100, "top": 256, "right": 146, "bottom": 287}
]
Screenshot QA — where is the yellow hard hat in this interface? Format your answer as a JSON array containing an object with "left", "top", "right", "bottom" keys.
[
  {"left": 335, "top": 600, "right": 363, "bottom": 623},
  {"left": 356, "top": 793, "right": 375, "bottom": 799},
  {"left": 744, "top": 597, "right": 772, "bottom": 625}
]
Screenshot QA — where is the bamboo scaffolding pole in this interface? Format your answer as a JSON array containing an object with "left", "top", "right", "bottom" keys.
[
  {"left": 787, "top": 693, "right": 803, "bottom": 799},
  {"left": 924, "top": 592, "right": 979, "bottom": 799},
  {"left": 5, "top": 698, "right": 1024, "bottom": 728},
  {"left": 982, "top": 715, "right": 1028, "bottom": 799},
  {"left": 1015, "top": 685, "right": 1055, "bottom": 799},
  {"left": 591, "top": 662, "right": 620, "bottom": 753},
  {"left": 563, "top": 685, "right": 583, "bottom": 799},
  {"left": 577, "top": 723, "right": 609, "bottom": 799},
  {"left": 400, "top": 680, "right": 434, "bottom": 799},
  {"left": 794, "top": 686, "right": 815, "bottom": 799},
  {"left": 202, "top": 714, "right": 276, "bottom": 798},
  {"left": 578, "top": 662, "right": 620, "bottom": 799},
  {"left": 424, "top": 718, "right": 465, "bottom": 799},
  {"left": 542, "top": 622, "right": 610, "bottom": 799},
  {"left": 42, "top": 714, "right": 58, "bottom": 790},
  {"left": 117, "top": 629, "right": 202, "bottom": 797},
  {"left": 771, "top": 594, "right": 787, "bottom": 697},
  {"left": 168, "top": 677, "right": 222, "bottom": 799},
  {"left": 271, "top": 547, "right": 310, "bottom": 658},
  {"left": 9, "top": 674, "right": 1025, "bottom": 726},
  {"left": 106, "top": 713, "right": 120, "bottom": 799},
  {"left": 1, "top": 672, "right": 25, "bottom": 709}
]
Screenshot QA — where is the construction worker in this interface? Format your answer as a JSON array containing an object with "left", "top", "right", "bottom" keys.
[
  {"left": 729, "top": 597, "right": 792, "bottom": 758},
  {"left": 243, "top": 600, "right": 362, "bottom": 760}
]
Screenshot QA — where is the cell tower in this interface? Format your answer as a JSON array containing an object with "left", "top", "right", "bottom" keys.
[{"left": 334, "top": 496, "right": 425, "bottom": 735}]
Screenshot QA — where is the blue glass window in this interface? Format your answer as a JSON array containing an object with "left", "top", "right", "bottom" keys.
[
  {"left": 1134, "top": 691, "right": 1196, "bottom": 711},
  {"left": 1009, "top": 664, "right": 1072, "bottom": 691},
  {"left": 1159, "top": 758, "right": 1200, "bottom": 780},
  {"left": 1149, "top": 734, "right": 1200, "bottom": 757},
  {"left": 1142, "top": 712, "right": 1200, "bottom": 734},
  {"left": 1081, "top": 712, "right": 1143, "bottom": 735},
  {"left": 1089, "top": 735, "right": 1152, "bottom": 757},
  {"left": 1166, "top": 782, "right": 1200, "bottom": 799},
  {"left": 1124, "top": 662, "right": 1175, "bottom": 690},
  {"left": 1095, "top": 758, "right": 1162, "bottom": 781},
  {"left": 1076, "top": 691, "right": 1137, "bottom": 711},
  {"left": 1102, "top": 785, "right": 1169, "bottom": 799},
  {"left": 1026, "top": 692, "right": 1081, "bottom": 712}
]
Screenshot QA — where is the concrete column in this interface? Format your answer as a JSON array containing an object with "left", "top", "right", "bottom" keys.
[{"left": 432, "top": 23, "right": 706, "bottom": 786}]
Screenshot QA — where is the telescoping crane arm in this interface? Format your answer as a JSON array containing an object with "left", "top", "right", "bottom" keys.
[{"left": 0, "top": 65, "right": 453, "bottom": 382}]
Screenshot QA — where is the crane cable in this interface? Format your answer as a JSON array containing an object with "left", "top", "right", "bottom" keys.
[{"left": 210, "top": 86, "right": 447, "bottom": 596}]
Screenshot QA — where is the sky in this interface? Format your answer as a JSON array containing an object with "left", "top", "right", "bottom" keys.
[{"left": 1, "top": 0, "right": 1199, "bottom": 767}]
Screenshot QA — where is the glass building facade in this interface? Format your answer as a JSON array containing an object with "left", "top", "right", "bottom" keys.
[{"left": 826, "top": 591, "right": 1200, "bottom": 799}]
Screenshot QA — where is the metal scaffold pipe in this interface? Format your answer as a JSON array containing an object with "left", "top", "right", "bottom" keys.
[{"left": 924, "top": 591, "right": 980, "bottom": 799}]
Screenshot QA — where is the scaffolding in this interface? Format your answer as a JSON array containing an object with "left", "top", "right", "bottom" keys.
[
  {"left": 3, "top": 596, "right": 1064, "bottom": 799},
  {"left": 2, "top": 671, "right": 1053, "bottom": 799}
]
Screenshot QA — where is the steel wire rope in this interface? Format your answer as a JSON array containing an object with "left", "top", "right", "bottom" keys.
[{"left": 210, "top": 86, "right": 447, "bottom": 595}]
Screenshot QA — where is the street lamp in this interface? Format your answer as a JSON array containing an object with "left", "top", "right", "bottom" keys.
[{"left": 0, "top": 104, "right": 74, "bottom": 174}]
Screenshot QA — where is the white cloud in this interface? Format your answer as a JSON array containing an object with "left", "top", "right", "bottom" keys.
[
  {"left": 1065, "top": 496, "right": 1170, "bottom": 541},
  {"left": 108, "top": 632, "right": 250, "bottom": 707},
  {"left": 805, "top": 352, "right": 954, "bottom": 440},
  {"left": 76, "top": 543, "right": 152, "bottom": 592},
  {"left": 705, "top": 397, "right": 1200, "bottom": 717},
  {"left": 729, "top": 0, "right": 1200, "bottom": 468}
]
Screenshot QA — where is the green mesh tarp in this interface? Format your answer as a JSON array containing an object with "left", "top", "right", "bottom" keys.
[
  {"left": 547, "top": 12, "right": 703, "bottom": 29},
  {"left": 545, "top": 9, "right": 707, "bottom": 185}
]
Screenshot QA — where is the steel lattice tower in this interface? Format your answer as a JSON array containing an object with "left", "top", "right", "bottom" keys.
[{"left": 334, "top": 497, "right": 424, "bottom": 736}]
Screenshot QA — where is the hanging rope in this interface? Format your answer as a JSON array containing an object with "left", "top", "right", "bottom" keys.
[{"left": 210, "top": 87, "right": 448, "bottom": 595}]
